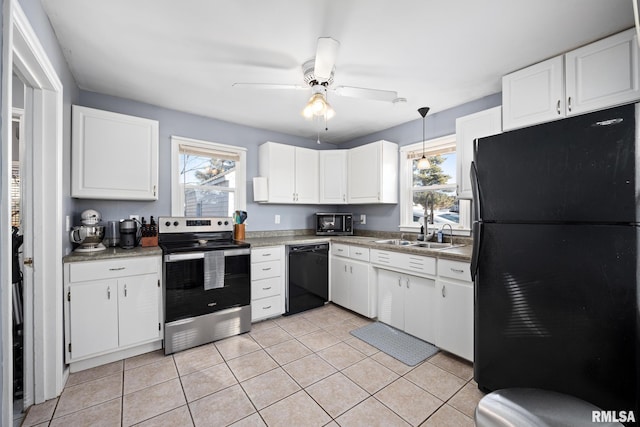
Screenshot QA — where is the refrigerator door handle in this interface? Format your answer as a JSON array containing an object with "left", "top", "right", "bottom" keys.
[
  {"left": 470, "top": 221, "right": 482, "bottom": 282},
  {"left": 470, "top": 161, "right": 481, "bottom": 222}
]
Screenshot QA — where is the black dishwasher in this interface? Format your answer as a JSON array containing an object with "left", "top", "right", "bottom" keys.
[{"left": 286, "top": 243, "right": 329, "bottom": 315}]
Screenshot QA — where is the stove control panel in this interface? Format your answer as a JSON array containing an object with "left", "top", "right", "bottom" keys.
[{"left": 159, "top": 216, "right": 233, "bottom": 233}]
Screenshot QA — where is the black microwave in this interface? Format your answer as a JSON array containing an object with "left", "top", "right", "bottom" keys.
[{"left": 315, "top": 213, "right": 353, "bottom": 236}]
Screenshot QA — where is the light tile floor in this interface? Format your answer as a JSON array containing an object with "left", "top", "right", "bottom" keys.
[{"left": 21, "top": 303, "right": 484, "bottom": 426}]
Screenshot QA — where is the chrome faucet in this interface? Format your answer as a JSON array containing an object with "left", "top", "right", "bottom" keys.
[{"left": 441, "top": 224, "right": 454, "bottom": 246}]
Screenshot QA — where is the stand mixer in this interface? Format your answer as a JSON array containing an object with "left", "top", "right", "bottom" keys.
[{"left": 69, "top": 209, "right": 106, "bottom": 252}]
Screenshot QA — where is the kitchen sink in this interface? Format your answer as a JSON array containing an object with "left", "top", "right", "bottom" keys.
[
  {"left": 411, "top": 242, "right": 454, "bottom": 249},
  {"left": 373, "top": 239, "right": 414, "bottom": 246}
]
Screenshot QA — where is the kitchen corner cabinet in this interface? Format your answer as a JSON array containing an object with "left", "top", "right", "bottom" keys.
[
  {"left": 435, "top": 259, "right": 473, "bottom": 361},
  {"left": 348, "top": 140, "right": 398, "bottom": 204},
  {"left": 503, "top": 28, "right": 640, "bottom": 130},
  {"left": 258, "top": 141, "right": 319, "bottom": 204},
  {"left": 64, "top": 256, "right": 162, "bottom": 371},
  {"left": 319, "top": 150, "right": 348, "bottom": 204},
  {"left": 330, "top": 244, "right": 375, "bottom": 318},
  {"left": 251, "top": 246, "right": 285, "bottom": 321},
  {"left": 455, "top": 107, "right": 502, "bottom": 199},
  {"left": 71, "top": 105, "right": 159, "bottom": 200}
]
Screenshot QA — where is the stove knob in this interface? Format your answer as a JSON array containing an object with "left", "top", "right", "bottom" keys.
[
  {"left": 165, "top": 221, "right": 171, "bottom": 227},
  {"left": 173, "top": 221, "right": 179, "bottom": 227},
  {"left": 224, "top": 220, "right": 229, "bottom": 226},
  {"left": 217, "top": 221, "right": 223, "bottom": 226}
]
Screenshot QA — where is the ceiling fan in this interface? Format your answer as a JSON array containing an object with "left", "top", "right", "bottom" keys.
[{"left": 233, "top": 37, "right": 405, "bottom": 120}]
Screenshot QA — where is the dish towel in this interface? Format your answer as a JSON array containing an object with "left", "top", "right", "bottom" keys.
[{"left": 204, "top": 251, "right": 225, "bottom": 290}]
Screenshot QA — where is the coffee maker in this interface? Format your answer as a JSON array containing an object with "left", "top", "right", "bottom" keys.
[{"left": 119, "top": 219, "right": 140, "bottom": 249}]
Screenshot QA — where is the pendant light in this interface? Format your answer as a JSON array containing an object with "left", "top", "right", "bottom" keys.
[
  {"left": 302, "top": 84, "right": 335, "bottom": 120},
  {"left": 417, "top": 107, "right": 431, "bottom": 170}
]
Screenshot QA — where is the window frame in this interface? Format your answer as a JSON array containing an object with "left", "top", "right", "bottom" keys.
[
  {"left": 399, "top": 134, "right": 471, "bottom": 234},
  {"left": 170, "top": 135, "right": 247, "bottom": 217}
]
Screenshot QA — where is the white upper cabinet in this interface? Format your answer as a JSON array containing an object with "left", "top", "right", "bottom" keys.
[
  {"left": 72, "top": 105, "right": 159, "bottom": 200},
  {"left": 502, "top": 56, "right": 565, "bottom": 130},
  {"left": 503, "top": 29, "right": 640, "bottom": 131},
  {"left": 319, "top": 150, "right": 347, "bottom": 204},
  {"left": 455, "top": 107, "right": 502, "bottom": 199},
  {"left": 258, "top": 141, "right": 319, "bottom": 204},
  {"left": 348, "top": 140, "right": 398, "bottom": 204}
]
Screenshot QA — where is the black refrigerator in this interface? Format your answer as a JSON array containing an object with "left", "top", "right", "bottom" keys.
[{"left": 471, "top": 103, "right": 639, "bottom": 419}]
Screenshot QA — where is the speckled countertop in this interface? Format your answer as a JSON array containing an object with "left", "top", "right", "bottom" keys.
[
  {"left": 63, "top": 246, "right": 162, "bottom": 263},
  {"left": 243, "top": 235, "right": 472, "bottom": 262}
]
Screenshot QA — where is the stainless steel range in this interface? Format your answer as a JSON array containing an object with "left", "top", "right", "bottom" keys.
[{"left": 159, "top": 216, "right": 251, "bottom": 354}]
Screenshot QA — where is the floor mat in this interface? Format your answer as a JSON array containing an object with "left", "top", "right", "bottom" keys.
[{"left": 350, "top": 322, "right": 439, "bottom": 366}]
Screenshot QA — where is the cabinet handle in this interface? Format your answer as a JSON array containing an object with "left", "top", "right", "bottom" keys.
[
  {"left": 263, "top": 305, "right": 272, "bottom": 310},
  {"left": 350, "top": 266, "right": 353, "bottom": 274},
  {"left": 398, "top": 277, "right": 402, "bottom": 287},
  {"left": 109, "top": 267, "right": 126, "bottom": 271},
  {"left": 124, "top": 284, "right": 127, "bottom": 297},
  {"left": 343, "top": 194, "right": 346, "bottom": 202},
  {"left": 556, "top": 100, "right": 561, "bottom": 115},
  {"left": 107, "top": 286, "right": 111, "bottom": 300},
  {"left": 442, "top": 285, "right": 446, "bottom": 298},
  {"left": 406, "top": 278, "right": 410, "bottom": 289},
  {"left": 153, "top": 185, "right": 157, "bottom": 197},
  {"left": 450, "top": 268, "right": 464, "bottom": 274},
  {"left": 344, "top": 265, "right": 347, "bottom": 272},
  {"left": 262, "top": 267, "right": 272, "bottom": 271},
  {"left": 567, "top": 96, "right": 572, "bottom": 112},
  {"left": 261, "top": 253, "right": 271, "bottom": 257},
  {"left": 354, "top": 251, "right": 362, "bottom": 255},
  {"left": 262, "top": 286, "right": 272, "bottom": 290}
]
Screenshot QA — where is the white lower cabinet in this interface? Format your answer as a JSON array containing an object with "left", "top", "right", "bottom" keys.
[
  {"left": 377, "top": 268, "right": 435, "bottom": 344},
  {"left": 251, "top": 246, "right": 285, "bottom": 321},
  {"left": 435, "top": 259, "right": 474, "bottom": 361},
  {"left": 64, "top": 256, "right": 162, "bottom": 368},
  {"left": 330, "top": 244, "right": 375, "bottom": 318}
]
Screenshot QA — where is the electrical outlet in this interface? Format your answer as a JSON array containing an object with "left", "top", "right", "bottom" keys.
[
  {"left": 129, "top": 214, "right": 140, "bottom": 221},
  {"left": 275, "top": 214, "right": 281, "bottom": 224},
  {"left": 360, "top": 214, "right": 366, "bottom": 225}
]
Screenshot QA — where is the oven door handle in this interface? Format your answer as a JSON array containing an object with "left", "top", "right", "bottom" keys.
[{"left": 164, "top": 252, "right": 205, "bottom": 262}]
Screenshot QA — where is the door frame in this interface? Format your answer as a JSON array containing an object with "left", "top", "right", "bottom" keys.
[{"left": 2, "top": 0, "right": 64, "bottom": 423}]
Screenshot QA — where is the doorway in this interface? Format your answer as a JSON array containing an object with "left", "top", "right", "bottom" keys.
[{"left": 2, "top": 2, "right": 65, "bottom": 426}]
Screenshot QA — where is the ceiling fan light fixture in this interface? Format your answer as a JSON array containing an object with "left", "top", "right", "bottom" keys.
[{"left": 302, "top": 88, "right": 335, "bottom": 120}]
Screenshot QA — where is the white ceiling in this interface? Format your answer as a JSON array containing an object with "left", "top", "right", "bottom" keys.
[{"left": 41, "top": 0, "right": 634, "bottom": 144}]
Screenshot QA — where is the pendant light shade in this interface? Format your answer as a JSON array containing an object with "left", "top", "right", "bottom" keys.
[
  {"left": 302, "top": 85, "right": 335, "bottom": 120},
  {"left": 417, "top": 106, "right": 430, "bottom": 169}
]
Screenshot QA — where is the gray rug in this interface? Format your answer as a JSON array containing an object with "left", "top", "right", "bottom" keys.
[{"left": 351, "top": 322, "right": 439, "bottom": 366}]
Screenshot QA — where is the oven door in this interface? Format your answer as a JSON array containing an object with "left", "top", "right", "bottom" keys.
[{"left": 164, "top": 248, "right": 250, "bottom": 323}]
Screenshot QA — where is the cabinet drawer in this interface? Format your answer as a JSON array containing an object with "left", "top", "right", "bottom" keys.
[
  {"left": 251, "top": 295, "right": 282, "bottom": 320},
  {"left": 69, "top": 256, "right": 158, "bottom": 283},
  {"left": 251, "top": 260, "right": 281, "bottom": 281},
  {"left": 438, "top": 259, "right": 472, "bottom": 282},
  {"left": 331, "top": 243, "right": 349, "bottom": 257},
  {"left": 252, "top": 277, "right": 281, "bottom": 300},
  {"left": 349, "top": 246, "right": 369, "bottom": 262},
  {"left": 405, "top": 255, "right": 436, "bottom": 275},
  {"left": 252, "top": 246, "right": 282, "bottom": 262}
]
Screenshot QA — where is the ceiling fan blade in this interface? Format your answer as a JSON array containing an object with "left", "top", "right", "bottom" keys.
[
  {"left": 333, "top": 86, "right": 399, "bottom": 103},
  {"left": 232, "top": 83, "right": 308, "bottom": 90},
  {"left": 314, "top": 37, "right": 340, "bottom": 81}
]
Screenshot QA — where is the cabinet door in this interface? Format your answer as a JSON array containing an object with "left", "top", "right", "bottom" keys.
[
  {"left": 319, "top": 150, "right": 347, "bottom": 204},
  {"left": 377, "top": 269, "right": 404, "bottom": 330},
  {"left": 348, "top": 142, "right": 380, "bottom": 203},
  {"left": 502, "top": 56, "right": 565, "bottom": 130},
  {"left": 294, "top": 147, "right": 319, "bottom": 204},
  {"left": 565, "top": 29, "right": 640, "bottom": 116},
  {"left": 404, "top": 275, "right": 436, "bottom": 344},
  {"left": 118, "top": 273, "right": 161, "bottom": 347},
  {"left": 69, "top": 280, "right": 119, "bottom": 359},
  {"left": 349, "top": 261, "right": 370, "bottom": 317},
  {"left": 71, "top": 105, "right": 159, "bottom": 200},
  {"left": 455, "top": 107, "right": 502, "bottom": 199},
  {"left": 435, "top": 279, "right": 474, "bottom": 361},
  {"left": 259, "top": 142, "right": 295, "bottom": 203},
  {"left": 330, "top": 257, "right": 350, "bottom": 308}
]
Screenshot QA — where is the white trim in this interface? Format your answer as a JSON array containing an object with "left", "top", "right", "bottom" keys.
[
  {"left": 170, "top": 135, "right": 247, "bottom": 216},
  {"left": 2, "top": 1, "right": 65, "bottom": 423}
]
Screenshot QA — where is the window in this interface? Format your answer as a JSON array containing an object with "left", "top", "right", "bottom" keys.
[
  {"left": 400, "top": 134, "right": 471, "bottom": 233},
  {"left": 171, "top": 136, "right": 246, "bottom": 217}
]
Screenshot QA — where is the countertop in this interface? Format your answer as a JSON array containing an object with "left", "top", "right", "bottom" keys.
[
  {"left": 243, "top": 235, "right": 472, "bottom": 262},
  {"left": 63, "top": 246, "right": 162, "bottom": 263}
]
